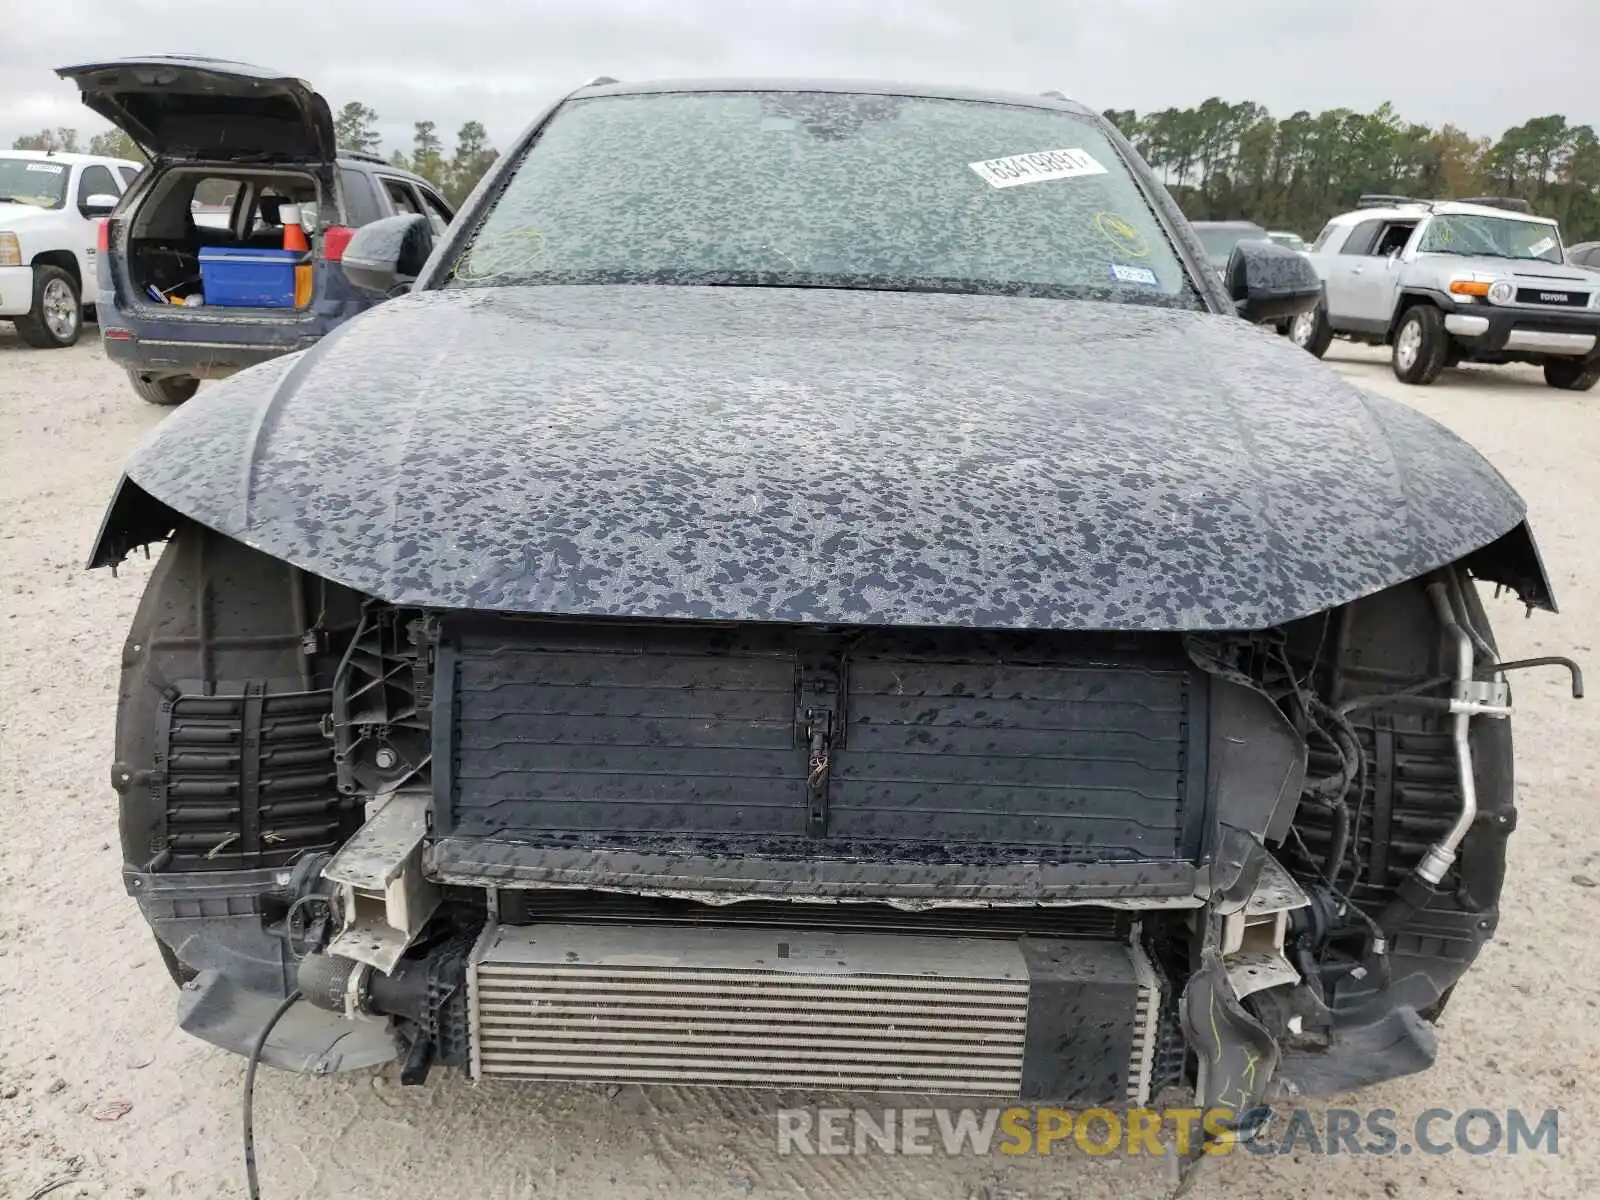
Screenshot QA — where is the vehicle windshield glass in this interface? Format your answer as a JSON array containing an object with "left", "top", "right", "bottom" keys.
[
  {"left": 1193, "top": 226, "right": 1267, "bottom": 259},
  {"left": 447, "top": 91, "right": 1201, "bottom": 307},
  {"left": 0, "top": 157, "right": 70, "bottom": 208},
  {"left": 1419, "top": 214, "right": 1564, "bottom": 263}
]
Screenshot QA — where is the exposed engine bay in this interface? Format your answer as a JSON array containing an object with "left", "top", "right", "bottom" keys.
[{"left": 110, "top": 522, "right": 1581, "bottom": 1129}]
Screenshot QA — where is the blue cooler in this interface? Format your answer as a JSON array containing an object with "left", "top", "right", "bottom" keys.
[{"left": 197, "top": 246, "right": 300, "bottom": 307}]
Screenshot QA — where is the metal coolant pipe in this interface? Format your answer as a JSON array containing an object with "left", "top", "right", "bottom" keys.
[
  {"left": 1418, "top": 581, "right": 1478, "bottom": 884},
  {"left": 1373, "top": 580, "right": 1506, "bottom": 946}
]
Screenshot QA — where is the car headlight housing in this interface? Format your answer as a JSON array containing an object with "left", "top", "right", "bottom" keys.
[
  {"left": 1487, "top": 280, "right": 1516, "bottom": 306},
  {"left": 0, "top": 232, "right": 20, "bottom": 268}
]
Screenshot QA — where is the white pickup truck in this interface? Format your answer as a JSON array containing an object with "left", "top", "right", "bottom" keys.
[{"left": 0, "top": 149, "right": 142, "bottom": 347}]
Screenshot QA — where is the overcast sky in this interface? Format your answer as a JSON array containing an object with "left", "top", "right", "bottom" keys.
[{"left": 6, "top": 0, "right": 1596, "bottom": 154}]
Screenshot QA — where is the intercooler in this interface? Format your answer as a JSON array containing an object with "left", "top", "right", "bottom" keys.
[{"left": 467, "top": 923, "right": 1163, "bottom": 1103}]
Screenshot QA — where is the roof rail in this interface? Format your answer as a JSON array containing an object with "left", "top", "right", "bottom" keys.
[
  {"left": 1357, "top": 193, "right": 1428, "bottom": 209},
  {"left": 1455, "top": 195, "right": 1536, "bottom": 214},
  {"left": 340, "top": 150, "right": 390, "bottom": 166}
]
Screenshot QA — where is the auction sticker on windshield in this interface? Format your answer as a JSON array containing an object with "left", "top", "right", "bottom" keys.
[
  {"left": 969, "top": 148, "right": 1107, "bottom": 189},
  {"left": 26, "top": 163, "right": 65, "bottom": 173}
]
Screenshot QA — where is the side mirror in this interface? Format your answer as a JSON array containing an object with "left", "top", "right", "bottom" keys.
[
  {"left": 1225, "top": 240, "right": 1322, "bottom": 325},
  {"left": 81, "top": 193, "right": 119, "bottom": 218},
  {"left": 342, "top": 213, "right": 433, "bottom": 297}
]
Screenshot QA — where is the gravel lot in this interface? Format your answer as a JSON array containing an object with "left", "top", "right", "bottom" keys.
[{"left": 1, "top": 323, "right": 1595, "bottom": 1200}]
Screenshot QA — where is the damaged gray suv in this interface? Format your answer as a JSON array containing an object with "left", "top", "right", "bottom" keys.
[{"left": 91, "top": 79, "right": 1576, "bottom": 1172}]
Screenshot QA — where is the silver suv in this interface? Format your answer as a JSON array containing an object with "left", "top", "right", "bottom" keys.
[{"left": 1290, "top": 195, "right": 1600, "bottom": 390}]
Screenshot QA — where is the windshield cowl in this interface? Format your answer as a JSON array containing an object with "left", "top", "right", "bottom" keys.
[{"left": 448, "top": 266, "right": 1202, "bottom": 310}]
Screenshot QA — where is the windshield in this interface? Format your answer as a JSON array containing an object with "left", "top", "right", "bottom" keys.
[
  {"left": 1419, "top": 214, "right": 1564, "bottom": 263},
  {"left": 0, "top": 157, "right": 69, "bottom": 209},
  {"left": 1268, "top": 232, "right": 1307, "bottom": 251},
  {"left": 1193, "top": 226, "right": 1268, "bottom": 259},
  {"left": 447, "top": 91, "right": 1201, "bottom": 307}
]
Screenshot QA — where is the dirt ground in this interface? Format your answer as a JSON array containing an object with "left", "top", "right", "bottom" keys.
[{"left": 1, "top": 324, "right": 1596, "bottom": 1200}]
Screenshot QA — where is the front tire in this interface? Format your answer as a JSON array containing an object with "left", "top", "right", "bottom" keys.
[
  {"left": 12, "top": 265, "right": 81, "bottom": 348},
  {"left": 1391, "top": 305, "right": 1448, "bottom": 385},
  {"left": 1289, "top": 304, "right": 1333, "bottom": 358},
  {"left": 1544, "top": 359, "right": 1599, "bottom": 392},
  {"left": 128, "top": 370, "right": 200, "bottom": 406}
]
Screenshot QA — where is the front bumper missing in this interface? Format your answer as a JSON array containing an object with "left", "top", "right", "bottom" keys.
[
  {"left": 136, "top": 788, "right": 1321, "bottom": 1103},
  {"left": 135, "top": 786, "right": 1319, "bottom": 1109}
]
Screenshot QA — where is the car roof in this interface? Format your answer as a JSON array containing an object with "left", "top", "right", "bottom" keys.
[
  {"left": 1, "top": 147, "right": 141, "bottom": 170},
  {"left": 570, "top": 77, "right": 1097, "bottom": 118},
  {"left": 127, "top": 152, "right": 435, "bottom": 189},
  {"left": 1330, "top": 200, "right": 1558, "bottom": 227},
  {"left": 336, "top": 155, "right": 435, "bottom": 186}
]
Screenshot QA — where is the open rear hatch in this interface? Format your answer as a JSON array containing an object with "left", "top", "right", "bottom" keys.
[{"left": 56, "top": 56, "right": 335, "bottom": 162}]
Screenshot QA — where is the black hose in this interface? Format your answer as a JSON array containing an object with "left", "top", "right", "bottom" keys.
[
  {"left": 1298, "top": 694, "right": 1363, "bottom": 877},
  {"left": 1322, "top": 796, "right": 1351, "bottom": 881},
  {"left": 1480, "top": 657, "right": 1584, "bottom": 699},
  {"left": 1376, "top": 873, "right": 1441, "bottom": 940},
  {"left": 1448, "top": 572, "right": 1496, "bottom": 663},
  {"left": 1335, "top": 676, "right": 1452, "bottom": 717},
  {"left": 1340, "top": 694, "right": 1454, "bottom": 716},
  {"left": 243, "top": 990, "right": 302, "bottom": 1200}
]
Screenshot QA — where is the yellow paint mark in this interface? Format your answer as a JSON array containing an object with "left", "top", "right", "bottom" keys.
[{"left": 1095, "top": 212, "right": 1150, "bottom": 258}]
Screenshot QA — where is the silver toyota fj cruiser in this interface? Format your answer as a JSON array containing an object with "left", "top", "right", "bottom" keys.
[{"left": 1290, "top": 194, "right": 1600, "bottom": 390}]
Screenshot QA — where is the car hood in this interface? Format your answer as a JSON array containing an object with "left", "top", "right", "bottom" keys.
[
  {"left": 1502, "top": 264, "right": 1597, "bottom": 285},
  {"left": 0, "top": 202, "right": 63, "bottom": 226},
  {"left": 100, "top": 284, "right": 1538, "bottom": 631}
]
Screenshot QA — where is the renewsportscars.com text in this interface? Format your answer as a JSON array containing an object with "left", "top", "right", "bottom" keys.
[{"left": 775, "top": 1106, "right": 1560, "bottom": 1158}]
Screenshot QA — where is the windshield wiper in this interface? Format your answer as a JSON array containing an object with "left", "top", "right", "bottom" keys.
[{"left": 1442, "top": 250, "right": 1541, "bottom": 262}]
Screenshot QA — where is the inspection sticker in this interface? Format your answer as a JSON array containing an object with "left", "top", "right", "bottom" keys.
[
  {"left": 25, "top": 162, "right": 65, "bottom": 173},
  {"left": 1110, "top": 263, "right": 1159, "bottom": 286},
  {"left": 969, "top": 148, "right": 1107, "bottom": 189},
  {"left": 1527, "top": 235, "right": 1556, "bottom": 257}
]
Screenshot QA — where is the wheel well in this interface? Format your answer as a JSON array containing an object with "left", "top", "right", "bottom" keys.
[
  {"left": 30, "top": 249, "right": 81, "bottom": 292},
  {"left": 1386, "top": 293, "right": 1442, "bottom": 343}
]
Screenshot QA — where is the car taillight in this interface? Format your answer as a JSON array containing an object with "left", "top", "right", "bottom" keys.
[
  {"left": 96, "top": 218, "right": 111, "bottom": 252},
  {"left": 321, "top": 225, "right": 355, "bottom": 262}
]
